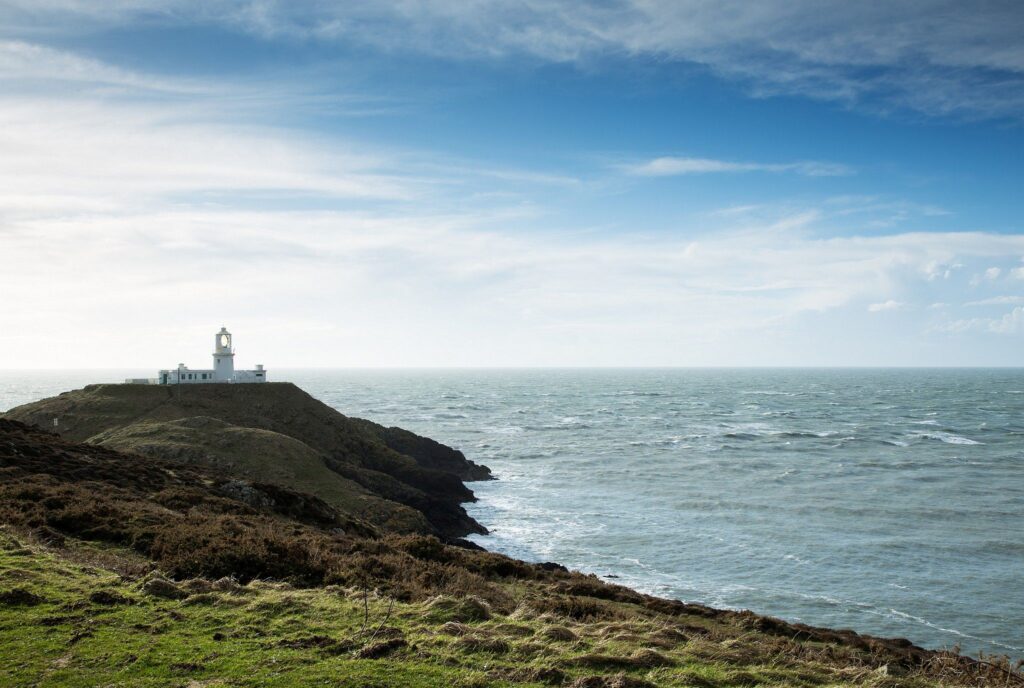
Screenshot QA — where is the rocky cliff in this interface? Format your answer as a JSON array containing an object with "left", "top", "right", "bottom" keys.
[{"left": 3, "top": 382, "right": 491, "bottom": 539}]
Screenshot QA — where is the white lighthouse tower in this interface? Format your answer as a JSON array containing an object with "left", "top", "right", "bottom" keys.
[{"left": 213, "top": 327, "right": 235, "bottom": 381}]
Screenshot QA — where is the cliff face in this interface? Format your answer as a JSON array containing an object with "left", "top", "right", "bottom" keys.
[{"left": 2, "top": 382, "right": 491, "bottom": 539}]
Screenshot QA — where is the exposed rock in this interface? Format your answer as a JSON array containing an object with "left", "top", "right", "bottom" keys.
[
  {"left": 538, "top": 561, "right": 569, "bottom": 573},
  {"left": 354, "top": 421, "right": 493, "bottom": 481}
]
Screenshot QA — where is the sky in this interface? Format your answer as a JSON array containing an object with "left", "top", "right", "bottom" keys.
[{"left": 1, "top": 1, "right": 1024, "bottom": 368}]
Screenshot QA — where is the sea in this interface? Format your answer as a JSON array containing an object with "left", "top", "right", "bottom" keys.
[{"left": 2, "top": 368, "right": 1022, "bottom": 659}]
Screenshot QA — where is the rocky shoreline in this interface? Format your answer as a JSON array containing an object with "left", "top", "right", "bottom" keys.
[{"left": 1, "top": 385, "right": 1020, "bottom": 687}]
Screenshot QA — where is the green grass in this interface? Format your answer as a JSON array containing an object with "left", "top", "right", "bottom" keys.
[{"left": 2, "top": 530, "right": 980, "bottom": 688}]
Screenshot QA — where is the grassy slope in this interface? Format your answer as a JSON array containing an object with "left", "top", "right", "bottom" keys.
[
  {"left": 90, "top": 417, "right": 429, "bottom": 534},
  {"left": 0, "top": 529, "right": 977, "bottom": 688}
]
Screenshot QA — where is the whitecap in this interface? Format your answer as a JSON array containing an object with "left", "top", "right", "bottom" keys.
[
  {"left": 489, "top": 425, "right": 524, "bottom": 435},
  {"left": 917, "top": 432, "right": 982, "bottom": 445}
]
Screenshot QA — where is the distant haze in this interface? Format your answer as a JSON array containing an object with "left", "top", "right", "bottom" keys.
[{"left": 1, "top": 2, "right": 1023, "bottom": 367}]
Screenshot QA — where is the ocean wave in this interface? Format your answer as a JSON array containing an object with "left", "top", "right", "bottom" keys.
[
  {"left": 525, "top": 423, "right": 594, "bottom": 431},
  {"left": 723, "top": 431, "right": 761, "bottom": 440},
  {"left": 720, "top": 428, "right": 842, "bottom": 441},
  {"left": 781, "top": 430, "right": 842, "bottom": 438},
  {"left": 486, "top": 425, "right": 524, "bottom": 434},
  {"left": 885, "top": 610, "right": 1023, "bottom": 652},
  {"left": 628, "top": 435, "right": 696, "bottom": 447},
  {"left": 914, "top": 432, "right": 982, "bottom": 445}
]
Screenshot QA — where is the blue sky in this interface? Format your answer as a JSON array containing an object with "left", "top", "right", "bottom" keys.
[{"left": 1, "top": 1, "right": 1023, "bottom": 367}]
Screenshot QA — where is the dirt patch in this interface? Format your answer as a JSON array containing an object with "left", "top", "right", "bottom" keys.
[
  {"left": 456, "top": 636, "right": 511, "bottom": 654},
  {"left": 0, "top": 588, "right": 44, "bottom": 606},
  {"left": 567, "top": 675, "right": 656, "bottom": 688},
  {"left": 170, "top": 662, "right": 205, "bottom": 673},
  {"left": 357, "top": 638, "right": 407, "bottom": 659},
  {"left": 89, "top": 590, "right": 133, "bottom": 606},
  {"left": 489, "top": 666, "right": 566, "bottom": 685}
]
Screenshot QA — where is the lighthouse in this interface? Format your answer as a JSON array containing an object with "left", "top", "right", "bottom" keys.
[
  {"left": 141, "top": 327, "right": 267, "bottom": 385},
  {"left": 213, "top": 327, "right": 235, "bottom": 382}
]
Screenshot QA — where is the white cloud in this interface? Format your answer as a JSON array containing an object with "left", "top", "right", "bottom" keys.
[
  {"left": 965, "top": 295, "right": 1024, "bottom": 307},
  {"left": 0, "top": 100, "right": 424, "bottom": 212},
  {"left": 1011, "top": 267, "right": 1024, "bottom": 280},
  {"left": 624, "top": 157, "right": 852, "bottom": 177},
  {"left": 991, "top": 307, "right": 1024, "bottom": 333},
  {"left": 924, "top": 260, "right": 958, "bottom": 281},
  {"left": 868, "top": 300, "right": 905, "bottom": 312},
  {"left": 942, "top": 307, "right": 1024, "bottom": 334},
  {"left": 971, "top": 265, "right": 1005, "bottom": 285}
]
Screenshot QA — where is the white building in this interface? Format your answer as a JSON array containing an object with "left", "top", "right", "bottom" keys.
[{"left": 127, "top": 327, "right": 267, "bottom": 385}]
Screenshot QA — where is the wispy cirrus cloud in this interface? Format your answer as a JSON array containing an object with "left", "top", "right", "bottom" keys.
[
  {"left": 4, "top": 1, "right": 1022, "bottom": 120},
  {"left": 624, "top": 156, "right": 852, "bottom": 177},
  {"left": 0, "top": 41, "right": 587, "bottom": 218},
  {"left": 0, "top": 39, "right": 206, "bottom": 94},
  {"left": 965, "top": 296, "right": 1024, "bottom": 307}
]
